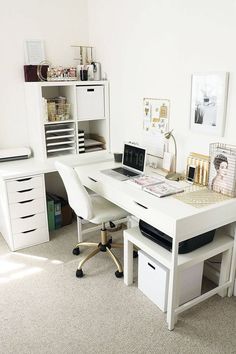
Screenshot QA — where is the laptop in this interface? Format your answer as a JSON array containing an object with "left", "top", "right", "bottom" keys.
[{"left": 101, "top": 143, "right": 147, "bottom": 181}]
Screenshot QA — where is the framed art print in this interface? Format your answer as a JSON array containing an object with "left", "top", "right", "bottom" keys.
[{"left": 190, "top": 72, "right": 229, "bottom": 136}]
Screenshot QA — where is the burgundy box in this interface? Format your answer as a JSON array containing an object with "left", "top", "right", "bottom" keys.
[{"left": 24, "top": 65, "right": 48, "bottom": 82}]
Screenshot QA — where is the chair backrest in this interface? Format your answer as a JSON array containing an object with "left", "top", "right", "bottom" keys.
[{"left": 55, "top": 161, "right": 93, "bottom": 220}]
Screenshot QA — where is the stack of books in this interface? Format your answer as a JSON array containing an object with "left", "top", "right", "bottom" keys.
[{"left": 127, "top": 175, "right": 184, "bottom": 197}]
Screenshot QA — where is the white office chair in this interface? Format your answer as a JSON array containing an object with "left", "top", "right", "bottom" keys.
[{"left": 55, "top": 161, "right": 129, "bottom": 278}]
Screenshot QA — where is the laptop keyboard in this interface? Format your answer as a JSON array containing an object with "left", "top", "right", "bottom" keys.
[{"left": 113, "top": 167, "right": 139, "bottom": 177}]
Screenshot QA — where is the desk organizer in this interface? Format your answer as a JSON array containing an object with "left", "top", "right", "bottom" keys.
[
  {"left": 186, "top": 152, "right": 210, "bottom": 186},
  {"left": 209, "top": 143, "right": 236, "bottom": 197}
]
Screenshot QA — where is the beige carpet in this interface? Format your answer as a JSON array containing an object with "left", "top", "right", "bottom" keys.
[{"left": 0, "top": 223, "right": 236, "bottom": 354}]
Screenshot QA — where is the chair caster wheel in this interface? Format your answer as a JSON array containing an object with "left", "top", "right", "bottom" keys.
[
  {"left": 133, "top": 250, "right": 138, "bottom": 258},
  {"left": 115, "top": 270, "right": 123, "bottom": 278},
  {"left": 76, "top": 269, "right": 84, "bottom": 278},
  {"left": 73, "top": 247, "right": 80, "bottom": 255}
]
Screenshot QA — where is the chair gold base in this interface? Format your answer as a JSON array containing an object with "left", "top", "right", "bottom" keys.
[{"left": 73, "top": 223, "right": 123, "bottom": 278}]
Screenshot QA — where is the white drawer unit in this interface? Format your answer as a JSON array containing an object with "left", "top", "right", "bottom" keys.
[
  {"left": 9, "top": 198, "right": 45, "bottom": 219},
  {"left": 76, "top": 85, "right": 105, "bottom": 120},
  {"left": 11, "top": 212, "right": 47, "bottom": 234},
  {"left": 13, "top": 227, "right": 49, "bottom": 250},
  {"left": 6, "top": 176, "right": 43, "bottom": 193},
  {"left": 0, "top": 173, "right": 49, "bottom": 251},
  {"left": 8, "top": 187, "right": 44, "bottom": 204}
]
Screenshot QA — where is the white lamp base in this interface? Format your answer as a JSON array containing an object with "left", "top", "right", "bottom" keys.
[{"left": 165, "top": 172, "right": 182, "bottom": 182}]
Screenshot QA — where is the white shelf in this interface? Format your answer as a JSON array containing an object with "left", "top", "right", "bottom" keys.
[
  {"left": 46, "top": 140, "right": 75, "bottom": 147},
  {"left": 47, "top": 146, "right": 75, "bottom": 153},
  {"left": 44, "top": 120, "right": 75, "bottom": 125},
  {"left": 46, "top": 134, "right": 75, "bottom": 140},
  {"left": 125, "top": 227, "right": 233, "bottom": 271}
]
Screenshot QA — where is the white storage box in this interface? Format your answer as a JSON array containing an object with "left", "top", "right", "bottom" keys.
[
  {"left": 76, "top": 85, "right": 105, "bottom": 120},
  {"left": 138, "top": 250, "right": 203, "bottom": 312}
]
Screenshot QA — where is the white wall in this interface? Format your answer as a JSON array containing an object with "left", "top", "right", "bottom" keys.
[
  {"left": 88, "top": 0, "right": 236, "bottom": 171},
  {"left": 0, "top": 0, "right": 88, "bottom": 148}
]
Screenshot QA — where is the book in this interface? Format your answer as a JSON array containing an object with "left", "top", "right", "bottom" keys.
[
  {"left": 144, "top": 182, "right": 184, "bottom": 198},
  {"left": 47, "top": 193, "right": 62, "bottom": 229},
  {"left": 126, "top": 175, "right": 163, "bottom": 189},
  {"left": 46, "top": 195, "right": 55, "bottom": 231}
]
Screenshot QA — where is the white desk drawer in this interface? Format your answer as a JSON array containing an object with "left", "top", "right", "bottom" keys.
[
  {"left": 10, "top": 198, "right": 45, "bottom": 219},
  {"left": 6, "top": 176, "right": 43, "bottom": 193},
  {"left": 11, "top": 212, "right": 47, "bottom": 234},
  {"left": 13, "top": 227, "right": 49, "bottom": 250},
  {"left": 8, "top": 187, "right": 44, "bottom": 204}
]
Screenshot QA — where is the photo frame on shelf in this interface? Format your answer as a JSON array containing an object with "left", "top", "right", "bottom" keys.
[
  {"left": 24, "top": 40, "right": 45, "bottom": 65},
  {"left": 142, "top": 98, "right": 170, "bottom": 158},
  {"left": 190, "top": 72, "right": 229, "bottom": 137}
]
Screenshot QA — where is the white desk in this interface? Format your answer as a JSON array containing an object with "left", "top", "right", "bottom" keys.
[
  {"left": 0, "top": 156, "right": 236, "bottom": 330},
  {"left": 74, "top": 160, "right": 236, "bottom": 330}
]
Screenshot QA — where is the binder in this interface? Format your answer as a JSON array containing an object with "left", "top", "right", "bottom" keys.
[
  {"left": 47, "top": 193, "right": 62, "bottom": 229},
  {"left": 46, "top": 195, "right": 55, "bottom": 231}
]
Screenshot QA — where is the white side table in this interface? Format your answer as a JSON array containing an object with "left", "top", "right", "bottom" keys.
[{"left": 124, "top": 227, "right": 234, "bottom": 330}]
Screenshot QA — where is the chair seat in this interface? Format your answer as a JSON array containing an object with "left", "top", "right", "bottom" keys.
[{"left": 89, "top": 195, "right": 128, "bottom": 224}]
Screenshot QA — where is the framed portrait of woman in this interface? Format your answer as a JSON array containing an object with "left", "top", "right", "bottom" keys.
[
  {"left": 208, "top": 146, "right": 236, "bottom": 197},
  {"left": 190, "top": 72, "right": 229, "bottom": 136}
]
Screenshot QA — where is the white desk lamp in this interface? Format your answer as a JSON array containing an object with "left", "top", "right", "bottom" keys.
[{"left": 164, "top": 129, "right": 182, "bottom": 181}]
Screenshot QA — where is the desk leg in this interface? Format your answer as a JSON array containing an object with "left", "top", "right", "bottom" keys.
[
  {"left": 167, "top": 238, "right": 179, "bottom": 331},
  {"left": 218, "top": 248, "right": 232, "bottom": 297},
  {"left": 124, "top": 237, "right": 133, "bottom": 286},
  {"left": 228, "top": 223, "right": 236, "bottom": 297}
]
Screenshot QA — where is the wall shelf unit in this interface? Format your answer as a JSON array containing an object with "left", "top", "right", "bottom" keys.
[{"left": 25, "top": 81, "right": 110, "bottom": 160}]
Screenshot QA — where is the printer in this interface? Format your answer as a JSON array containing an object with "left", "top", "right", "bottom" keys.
[
  {"left": 139, "top": 219, "right": 215, "bottom": 254},
  {"left": 0, "top": 147, "right": 32, "bottom": 162}
]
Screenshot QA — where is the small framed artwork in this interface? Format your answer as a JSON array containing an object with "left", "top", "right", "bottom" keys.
[
  {"left": 24, "top": 40, "right": 45, "bottom": 65},
  {"left": 190, "top": 72, "right": 229, "bottom": 136}
]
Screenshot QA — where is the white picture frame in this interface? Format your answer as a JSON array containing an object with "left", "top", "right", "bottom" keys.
[
  {"left": 24, "top": 40, "right": 45, "bottom": 65},
  {"left": 190, "top": 72, "right": 229, "bottom": 136}
]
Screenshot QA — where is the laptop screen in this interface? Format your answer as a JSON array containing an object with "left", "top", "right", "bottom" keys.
[{"left": 123, "top": 144, "right": 146, "bottom": 172}]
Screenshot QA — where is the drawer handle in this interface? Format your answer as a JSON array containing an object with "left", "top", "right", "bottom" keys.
[
  {"left": 88, "top": 177, "right": 98, "bottom": 182},
  {"left": 20, "top": 214, "right": 35, "bottom": 219},
  {"left": 17, "top": 189, "right": 33, "bottom": 193},
  {"left": 134, "top": 201, "right": 148, "bottom": 209},
  {"left": 87, "top": 88, "right": 94, "bottom": 92},
  {"left": 18, "top": 199, "right": 34, "bottom": 204},
  {"left": 22, "top": 228, "right": 37, "bottom": 234},
  {"left": 16, "top": 177, "right": 32, "bottom": 182},
  {"left": 148, "top": 262, "right": 156, "bottom": 270}
]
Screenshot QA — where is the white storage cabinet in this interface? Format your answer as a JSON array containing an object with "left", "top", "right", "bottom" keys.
[
  {"left": 25, "top": 81, "right": 110, "bottom": 160},
  {"left": 0, "top": 174, "right": 49, "bottom": 251},
  {"left": 138, "top": 250, "right": 203, "bottom": 311}
]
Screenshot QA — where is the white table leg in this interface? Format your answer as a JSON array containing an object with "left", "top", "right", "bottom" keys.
[
  {"left": 124, "top": 235, "right": 134, "bottom": 286},
  {"left": 218, "top": 248, "right": 232, "bottom": 297},
  {"left": 228, "top": 222, "right": 236, "bottom": 297},
  {"left": 167, "top": 238, "right": 179, "bottom": 331}
]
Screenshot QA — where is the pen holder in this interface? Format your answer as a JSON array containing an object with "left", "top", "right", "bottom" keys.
[
  {"left": 114, "top": 153, "right": 123, "bottom": 163},
  {"left": 80, "top": 69, "right": 88, "bottom": 81}
]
